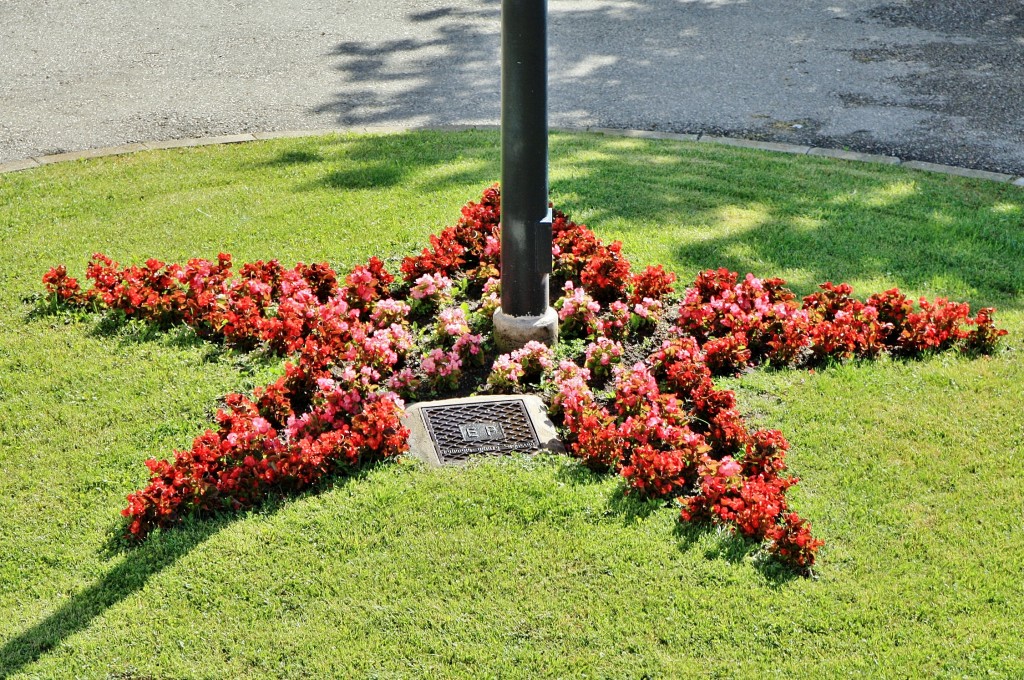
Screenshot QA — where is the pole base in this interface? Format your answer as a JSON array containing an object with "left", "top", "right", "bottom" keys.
[{"left": 493, "top": 307, "right": 559, "bottom": 354}]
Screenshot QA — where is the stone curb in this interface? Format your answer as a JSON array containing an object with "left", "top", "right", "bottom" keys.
[
  {"left": 1, "top": 125, "right": 1021, "bottom": 187},
  {"left": 900, "top": 160, "right": 1014, "bottom": 183},
  {"left": 0, "top": 157, "right": 41, "bottom": 173},
  {"left": 807, "top": 147, "right": 901, "bottom": 165},
  {"left": 33, "top": 143, "right": 149, "bottom": 164},
  {"left": 143, "top": 133, "right": 257, "bottom": 150},
  {"left": 698, "top": 135, "right": 811, "bottom": 155},
  {"left": 586, "top": 127, "right": 700, "bottom": 142}
]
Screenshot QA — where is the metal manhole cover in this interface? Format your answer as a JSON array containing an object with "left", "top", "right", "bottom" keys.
[{"left": 420, "top": 398, "right": 541, "bottom": 464}]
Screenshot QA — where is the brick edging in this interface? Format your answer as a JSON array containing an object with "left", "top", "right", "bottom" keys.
[{"left": 2, "top": 125, "right": 1021, "bottom": 186}]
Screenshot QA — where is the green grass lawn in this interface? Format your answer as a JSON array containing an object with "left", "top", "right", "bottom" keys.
[{"left": 1, "top": 130, "right": 1022, "bottom": 678}]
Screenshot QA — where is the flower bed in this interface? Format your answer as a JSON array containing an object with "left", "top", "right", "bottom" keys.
[{"left": 42, "top": 185, "right": 1007, "bottom": 573}]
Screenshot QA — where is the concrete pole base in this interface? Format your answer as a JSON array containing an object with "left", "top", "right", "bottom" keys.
[{"left": 493, "top": 307, "right": 559, "bottom": 354}]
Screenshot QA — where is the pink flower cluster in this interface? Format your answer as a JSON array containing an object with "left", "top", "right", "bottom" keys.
[
  {"left": 555, "top": 281, "right": 601, "bottom": 338},
  {"left": 420, "top": 348, "right": 463, "bottom": 392},
  {"left": 630, "top": 296, "right": 664, "bottom": 332},
  {"left": 583, "top": 337, "right": 624, "bottom": 380},
  {"left": 486, "top": 341, "right": 554, "bottom": 393},
  {"left": 408, "top": 272, "right": 453, "bottom": 314}
]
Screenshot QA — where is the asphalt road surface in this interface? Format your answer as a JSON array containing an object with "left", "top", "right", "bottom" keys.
[{"left": 2, "top": 0, "right": 1022, "bottom": 173}]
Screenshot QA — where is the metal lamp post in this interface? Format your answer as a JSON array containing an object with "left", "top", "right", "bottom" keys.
[{"left": 492, "top": 0, "right": 559, "bottom": 352}]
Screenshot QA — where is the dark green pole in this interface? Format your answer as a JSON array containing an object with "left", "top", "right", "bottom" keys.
[{"left": 500, "top": 0, "right": 551, "bottom": 318}]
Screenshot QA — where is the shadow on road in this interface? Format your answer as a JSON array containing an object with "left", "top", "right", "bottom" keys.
[
  {"left": 315, "top": 2, "right": 502, "bottom": 127},
  {"left": 314, "top": 0, "right": 1024, "bottom": 175}
]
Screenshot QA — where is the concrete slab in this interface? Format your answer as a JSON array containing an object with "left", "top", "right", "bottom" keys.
[
  {"left": 807, "top": 147, "right": 902, "bottom": 165},
  {"left": 403, "top": 394, "right": 563, "bottom": 467},
  {"left": 902, "top": 161, "right": 1013, "bottom": 183},
  {"left": 1011, "top": 177, "right": 1024, "bottom": 188}
]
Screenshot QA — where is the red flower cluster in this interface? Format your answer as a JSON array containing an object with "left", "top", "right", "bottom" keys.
[
  {"left": 44, "top": 250, "right": 422, "bottom": 538},
  {"left": 765, "top": 513, "right": 822, "bottom": 570},
  {"left": 42, "top": 264, "right": 91, "bottom": 305},
  {"left": 680, "top": 458, "right": 821, "bottom": 569},
  {"left": 630, "top": 264, "right": 677, "bottom": 306},
  {"left": 553, "top": 343, "right": 821, "bottom": 570},
  {"left": 395, "top": 187, "right": 678, "bottom": 329},
  {"left": 554, "top": 268, "right": 1006, "bottom": 571},
  {"left": 400, "top": 184, "right": 502, "bottom": 283},
  {"left": 123, "top": 383, "right": 407, "bottom": 538},
  {"left": 42, "top": 185, "right": 1007, "bottom": 573},
  {"left": 677, "top": 268, "right": 1006, "bottom": 373},
  {"left": 552, "top": 212, "right": 632, "bottom": 302},
  {"left": 344, "top": 257, "right": 391, "bottom": 310}
]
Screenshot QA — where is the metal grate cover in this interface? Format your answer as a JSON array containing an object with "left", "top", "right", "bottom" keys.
[{"left": 420, "top": 398, "right": 540, "bottom": 464}]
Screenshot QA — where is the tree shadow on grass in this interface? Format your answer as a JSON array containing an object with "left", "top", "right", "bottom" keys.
[
  {"left": 259, "top": 128, "right": 1023, "bottom": 312},
  {"left": 260, "top": 149, "right": 325, "bottom": 167},
  {"left": 0, "top": 518, "right": 225, "bottom": 679},
  {"left": 317, "top": 163, "right": 406, "bottom": 191},
  {"left": 285, "top": 130, "right": 499, "bottom": 195},
  {"left": 672, "top": 520, "right": 802, "bottom": 587},
  {"left": 545, "top": 133, "right": 1024, "bottom": 310},
  {"left": 604, "top": 483, "right": 664, "bottom": 526},
  {"left": 83, "top": 317, "right": 278, "bottom": 387},
  {"left": 587, "top": 471, "right": 803, "bottom": 584},
  {"left": 0, "top": 471, "right": 373, "bottom": 679},
  {"left": 87, "top": 314, "right": 212, "bottom": 348},
  {"left": 23, "top": 300, "right": 237, "bottom": 371},
  {"left": 552, "top": 458, "right": 607, "bottom": 486}
]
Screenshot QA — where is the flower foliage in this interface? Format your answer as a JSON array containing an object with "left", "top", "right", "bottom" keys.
[{"left": 43, "top": 186, "right": 1007, "bottom": 574}]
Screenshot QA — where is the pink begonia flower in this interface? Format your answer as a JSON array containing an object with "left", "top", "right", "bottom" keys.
[
  {"left": 483, "top": 235, "right": 501, "bottom": 258},
  {"left": 439, "top": 307, "right": 470, "bottom": 336},
  {"left": 718, "top": 457, "right": 742, "bottom": 478},
  {"left": 410, "top": 272, "right": 453, "bottom": 301}
]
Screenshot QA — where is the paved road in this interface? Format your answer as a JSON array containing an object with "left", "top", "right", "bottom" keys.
[{"left": 2, "top": 0, "right": 1022, "bottom": 173}]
